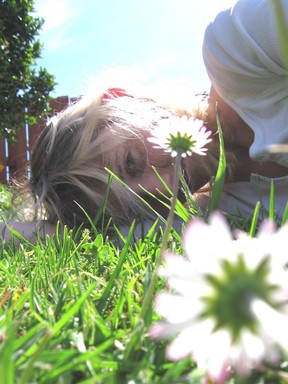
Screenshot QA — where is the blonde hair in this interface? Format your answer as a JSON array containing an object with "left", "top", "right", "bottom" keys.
[
  {"left": 30, "top": 91, "right": 170, "bottom": 228},
  {"left": 29, "top": 84, "right": 223, "bottom": 230}
]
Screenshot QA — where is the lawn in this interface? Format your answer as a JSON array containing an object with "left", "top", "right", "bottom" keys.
[
  {"left": 1, "top": 174, "right": 288, "bottom": 384},
  {"left": 0, "top": 184, "right": 191, "bottom": 384}
]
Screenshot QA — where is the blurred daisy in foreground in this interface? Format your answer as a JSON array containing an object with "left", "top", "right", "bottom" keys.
[
  {"left": 148, "top": 115, "right": 212, "bottom": 157},
  {"left": 150, "top": 213, "right": 288, "bottom": 383}
]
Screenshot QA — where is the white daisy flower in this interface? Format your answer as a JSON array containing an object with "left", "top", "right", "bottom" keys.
[
  {"left": 150, "top": 212, "right": 288, "bottom": 383},
  {"left": 148, "top": 115, "right": 212, "bottom": 157}
]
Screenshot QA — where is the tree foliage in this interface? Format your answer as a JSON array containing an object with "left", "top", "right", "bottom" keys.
[{"left": 0, "top": 0, "right": 56, "bottom": 140}]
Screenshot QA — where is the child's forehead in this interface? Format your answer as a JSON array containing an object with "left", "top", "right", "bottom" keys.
[{"left": 96, "top": 126, "right": 145, "bottom": 157}]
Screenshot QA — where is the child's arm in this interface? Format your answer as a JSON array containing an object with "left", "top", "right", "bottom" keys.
[{"left": 0, "top": 221, "right": 56, "bottom": 245}]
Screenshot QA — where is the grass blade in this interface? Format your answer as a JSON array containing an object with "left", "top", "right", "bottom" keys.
[
  {"left": 209, "top": 110, "right": 226, "bottom": 212},
  {"left": 249, "top": 201, "right": 260, "bottom": 237},
  {"left": 269, "top": 180, "right": 275, "bottom": 221},
  {"left": 97, "top": 220, "right": 135, "bottom": 314}
]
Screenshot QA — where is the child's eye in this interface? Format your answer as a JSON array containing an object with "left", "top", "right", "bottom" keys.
[
  {"left": 125, "top": 152, "right": 137, "bottom": 176},
  {"left": 125, "top": 152, "right": 144, "bottom": 177}
]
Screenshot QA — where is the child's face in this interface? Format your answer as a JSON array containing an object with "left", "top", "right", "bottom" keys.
[
  {"left": 207, "top": 87, "right": 254, "bottom": 148},
  {"left": 103, "top": 132, "right": 176, "bottom": 197}
]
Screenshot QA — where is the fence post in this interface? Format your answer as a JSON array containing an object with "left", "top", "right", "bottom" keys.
[
  {"left": 7, "top": 126, "right": 28, "bottom": 182},
  {"left": 0, "top": 137, "right": 6, "bottom": 184}
]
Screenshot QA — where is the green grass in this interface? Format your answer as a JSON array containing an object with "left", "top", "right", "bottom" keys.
[
  {"left": 0, "top": 202, "right": 194, "bottom": 384},
  {"left": 1, "top": 180, "right": 288, "bottom": 384}
]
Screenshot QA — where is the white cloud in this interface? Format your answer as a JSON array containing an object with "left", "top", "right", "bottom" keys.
[
  {"left": 34, "top": 0, "right": 74, "bottom": 32},
  {"left": 34, "top": 0, "right": 76, "bottom": 52}
]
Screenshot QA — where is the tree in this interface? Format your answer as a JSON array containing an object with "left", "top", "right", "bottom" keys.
[{"left": 0, "top": 0, "right": 56, "bottom": 140}]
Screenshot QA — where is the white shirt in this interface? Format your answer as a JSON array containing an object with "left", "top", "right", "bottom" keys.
[
  {"left": 202, "top": 0, "right": 288, "bottom": 167},
  {"left": 195, "top": 175, "right": 288, "bottom": 224}
]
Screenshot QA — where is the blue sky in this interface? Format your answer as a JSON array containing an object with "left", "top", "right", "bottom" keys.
[{"left": 34, "top": 0, "right": 236, "bottom": 98}]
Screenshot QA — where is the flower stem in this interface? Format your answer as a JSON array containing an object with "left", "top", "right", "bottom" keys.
[{"left": 139, "top": 152, "right": 182, "bottom": 320}]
